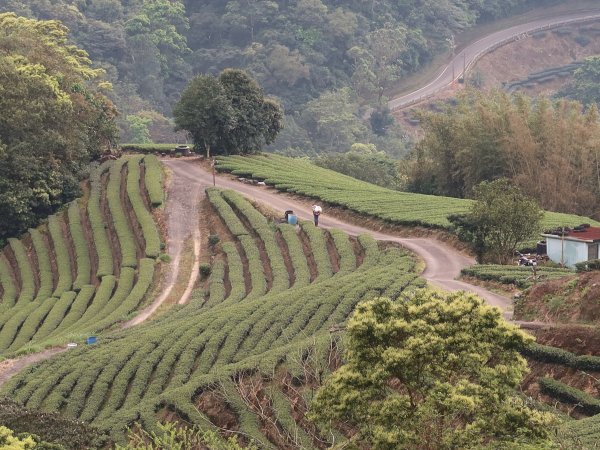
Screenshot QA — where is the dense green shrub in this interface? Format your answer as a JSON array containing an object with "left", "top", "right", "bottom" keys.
[
  {"left": 575, "top": 259, "right": 600, "bottom": 272},
  {"left": 143, "top": 155, "right": 165, "bottom": 208},
  {"left": 523, "top": 343, "right": 600, "bottom": 371},
  {"left": 8, "top": 238, "right": 35, "bottom": 304},
  {"left": 29, "top": 229, "right": 53, "bottom": 302},
  {"left": 88, "top": 161, "right": 114, "bottom": 278},
  {"left": 48, "top": 216, "right": 73, "bottom": 297},
  {"left": 126, "top": 156, "right": 161, "bottom": 258},
  {"left": 120, "top": 144, "right": 176, "bottom": 153},
  {"left": 68, "top": 202, "right": 91, "bottom": 291},
  {"left": 539, "top": 377, "right": 600, "bottom": 415},
  {"left": 0, "top": 255, "right": 17, "bottom": 306},
  {"left": 107, "top": 159, "right": 137, "bottom": 268}
]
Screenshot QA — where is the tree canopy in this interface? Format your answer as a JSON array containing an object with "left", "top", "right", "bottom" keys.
[
  {"left": 0, "top": 0, "right": 568, "bottom": 153},
  {"left": 409, "top": 89, "right": 600, "bottom": 219},
  {"left": 173, "top": 69, "right": 283, "bottom": 156},
  {"left": 449, "top": 179, "right": 543, "bottom": 263},
  {"left": 0, "top": 13, "right": 117, "bottom": 244},
  {"left": 309, "top": 291, "right": 554, "bottom": 450}
]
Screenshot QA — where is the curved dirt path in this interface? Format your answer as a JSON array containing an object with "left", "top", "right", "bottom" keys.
[
  {"left": 388, "top": 8, "right": 600, "bottom": 110},
  {"left": 122, "top": 168, "right": 203, "bottom": 326},
  {"left": 167, "top": 159, "right": 514, "bottom": 319}
]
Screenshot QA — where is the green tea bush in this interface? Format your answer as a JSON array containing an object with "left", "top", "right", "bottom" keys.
[
  {"left": 0, "top": 256, "right": 17, "bottom": 307},
  {"left": 48, "top": 216, "right": 73, "bottom": 297},
  {"left": 143, "top": 155, "right": 165, "bottom": 207},
  {"left": 126, "top": 156, "right": 161, "bottom": 258},
  {"left": 88, "top": 162, "right": 114, "bottom": 278},
  {"left": 8, "top": 238, "right": 35, "bottom": 303},
  {"left": 29, "top": 229, "right": 53, "bottom": 302},
  {"left": 107, "top": 159, "right": 137, "bottom": 268},
  {"left": 68, "top": 202, "right": 91, "bottom": 291},
  {"left": 539, "top": 377, "right": 600, "bottom": 415}
]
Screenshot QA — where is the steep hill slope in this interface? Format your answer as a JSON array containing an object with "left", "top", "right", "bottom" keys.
[
  {"left": 2, "top": 188, "right": 424, "bottom": 446},
  {"left": 0, "top": 155, "right": 164, "bottom": 357}
]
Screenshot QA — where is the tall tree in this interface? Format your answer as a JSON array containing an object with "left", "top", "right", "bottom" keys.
[
  {"left": 173, "top": 75, "right": 234, "bottom": 157},
  {"left": 173, "top": 69, "right": 283, "bottom": 156},
  {"left": 309, "top": 292, "right": 554, "bottom": 450},
  {"left": 449, "top": 179, "right": 543, "bottom": 263},
  {"left": 0, "top": 13, "right": 117, "bottom": 244}
]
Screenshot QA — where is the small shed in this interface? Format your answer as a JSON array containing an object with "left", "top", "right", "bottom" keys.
[{"left": 541, "top": 226, "right": 600, "bottom": 267}]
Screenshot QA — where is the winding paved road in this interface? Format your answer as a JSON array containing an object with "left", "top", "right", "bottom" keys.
[
  {"left": 165, "top": 159, "right": 514, "bottom": 320},
  {"left": 388, "top": 8, "right": 600, "bottom": 110}
]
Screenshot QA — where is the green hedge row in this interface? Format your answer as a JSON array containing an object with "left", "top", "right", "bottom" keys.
[
  {"left": 143, "top": 155, "right": 165, "bottom": 208},
  {"left": 71, "top": 276, "right": 116, "bottom": 332},
  {"left": 31, "top": 291, "right": 78, "bottom": 342},
  {"left": 0, "top": 255, "right": 17, "bottom": 306},
  {"left": 239, "top": 235, "right": 267, "bottom": 300},
  {"left": 68, "top": 202, "right": 91, "bottom": 291},
  {"left": 93, "top": 258, "right": 155, "bottom": 331},
  {"left": 523, "top": 343, "right": 600, "bottom": 372},
  {"left": 120, "top": 143, "right": 176, "bottom": 153},
  {"left": 277, "top": 224, "right": 310, "bottom": 289},
  {"left": 29, "top": 229, "right": 53, "bottom": 302},
  {"left": 221, "top": 380, "right": 274, "bottom": 449},
  {"left": 299, "top": 221, "right": 333, "bottom": 282},
  {"left": 206, "top": 260, "right": 226, "bottom": 307},
  {"left": 88, "top": 162, "right": 114, "bottom": 278},
  {"left": 0, "top": 302, "right": 38, "bottom": 351},
  {"left": 222, "top": 190, "right": 289, "bottom": 293},
  {"left": 575, "top": 259, "right": 600, "bottom": 272},
  {"left": 357, "top": 234, "right": 380, "bottom": 268},
  {"left": 107, "top": 159, "right": 137, "bottom": 268},
  {"left": 539, "top": 377, "right": 600, "bottom": 415},
  {"left": 91, "top": 268, "right": 136, "bottom": 328},
  {"left": 8, "top": 238, "right": 35, "bottom": 304},
  {"left": 48, "top": 216, "right": 73, "bottom": 297},
  {"left": 47, "top": 285, "right": 95, "bottom": 338},
  {"left": 329, "top": 228, "right": 356, "bottom": 274},
  {"left": 206, "top": 188, "right": 248, "bottom": 237},
  {"left": 7, "top": 297, "right": 58, "bottom": 352},
  {"left": 221, "top": 242, "right": 246, "bottom": 305},
  {"left": 126, "top": 157, "right": 161, "bottom": 258},
  {"left": 267, "top": 386, "right": 317, "bottom": 450}
]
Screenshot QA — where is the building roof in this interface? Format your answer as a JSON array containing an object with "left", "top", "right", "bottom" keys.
[{"left": 543, "top": 226, "right": 600, "bottom": 242}]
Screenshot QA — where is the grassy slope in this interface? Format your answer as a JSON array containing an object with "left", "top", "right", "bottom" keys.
[
  {"left": 1, "top": 189, "right": 423, "bottom": 445},
  {"left": 216, "top": 154, "right": 599, "bottom": 231},
  {"left": 0, "top": 156, "right": 164, "bottom": 357}
]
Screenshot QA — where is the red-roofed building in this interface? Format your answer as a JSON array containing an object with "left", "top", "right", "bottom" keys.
[{"left": 541, "top": 226, "right": 600, "bottom": 267}]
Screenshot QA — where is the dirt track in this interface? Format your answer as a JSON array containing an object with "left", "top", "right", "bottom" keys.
[{"left": 165, "top": 158, "right": 514, "bottom": 319}]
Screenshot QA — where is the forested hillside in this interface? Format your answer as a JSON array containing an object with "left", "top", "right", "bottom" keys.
[{"left": 1, "top": 0, "right": 568, "bottom": 153}]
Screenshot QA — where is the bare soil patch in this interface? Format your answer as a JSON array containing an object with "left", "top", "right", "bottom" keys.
[
  {"left": 475, "top": 24, "right": 600, "bottom": 93},
  {"left": 194, "top": 389, "right": 241, "bottom": 438}
]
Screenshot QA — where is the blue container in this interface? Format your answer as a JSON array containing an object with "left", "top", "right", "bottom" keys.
[
  {"left": 287, "top": 214, "right": 298, "bottom": 225},
  {"left": 86, "top": 336, "right": 97, "bottom": 345}
]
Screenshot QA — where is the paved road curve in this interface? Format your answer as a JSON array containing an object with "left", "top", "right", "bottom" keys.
[
  {"left": 388, "top": 8, "right": 600, "bottom": 110},
  {"left": 165, "top": 159, "right": 514, "bottom": 319}
]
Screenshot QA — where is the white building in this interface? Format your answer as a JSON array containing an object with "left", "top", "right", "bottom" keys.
[{"left": 541, "top": 227, "right": 600, "bottom": 267}]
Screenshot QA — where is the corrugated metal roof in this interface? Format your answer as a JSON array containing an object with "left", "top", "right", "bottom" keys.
[{"left": 547, "top": 227, "right": 600, "bottom": 242}]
